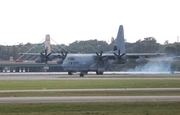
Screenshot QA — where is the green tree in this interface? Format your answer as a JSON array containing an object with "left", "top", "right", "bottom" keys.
[
  {"left": 130, "top": 37, "right": 159, "bottom": 53},
  {"left": 9, "top": 46, "right": 19, "bottom": 60},
  {"left": 165, "top": 46, "right": 176, "bottom": 56}
]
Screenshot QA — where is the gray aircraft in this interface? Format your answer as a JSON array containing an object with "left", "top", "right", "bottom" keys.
[
  {"left": 21, "top": 25, "right": 166, "bottom": 76},
  {"left": 60, "top": 25, "right": 127, "bottom": 76}
]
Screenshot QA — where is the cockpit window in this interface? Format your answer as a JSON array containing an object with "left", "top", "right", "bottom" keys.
[{"left": 67, "top": 57, "right": 75, "bottom": 60}]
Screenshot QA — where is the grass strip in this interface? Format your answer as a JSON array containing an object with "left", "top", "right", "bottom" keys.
[
  {"left": 0, "top": 91, "right": 180, "bottom": 97},
  {"left": 0, "top": 101, "right": 180, "bottom": 115},
  {"left": 0, "top": 80, "right": 180, "bottom": 90},
  {"left": 80, "top": 75, "right": 180, "bottom": 78}
]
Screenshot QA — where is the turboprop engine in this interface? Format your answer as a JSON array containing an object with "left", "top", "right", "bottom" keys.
[
  {"left": 35, "top": 48, "right": 52, "bottom": 64},
  {"left": 113, "top": 50, "right": 127, "bottom": 64},
  {"left": 56, "top": 51, "right": 68, "bottom": 64}
]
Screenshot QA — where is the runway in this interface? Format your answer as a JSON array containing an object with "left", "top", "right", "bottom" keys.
[
  {"left": 0, "top": 71, "right": 179, "bottom": 76},
  {"left": 0, "top": 72, "right": 180, "bottom": 80},
  {"left": 0, "top": 96, "right": 180, "bottom": 103}
]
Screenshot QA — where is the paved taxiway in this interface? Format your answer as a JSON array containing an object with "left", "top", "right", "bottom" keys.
[{"left": 0, "top": 96, "right": 180, "bottom": 103}]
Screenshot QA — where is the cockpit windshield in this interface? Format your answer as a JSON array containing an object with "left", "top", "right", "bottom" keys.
[{"left": 65, "top": 57, "right": 75, "bottom": 60}]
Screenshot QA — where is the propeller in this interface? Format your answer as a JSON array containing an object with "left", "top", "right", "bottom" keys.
[
  {"left": 95, "top": 51, "right": 107, "bottom": 64},
  {"left": 57, "top": 51, "right": 68, "bottom": 64},
  {"left": 114, "top": 49, "right": 126, "bottom": 63},
  {"left": 60, "top": 51, "right": 68, "bottom": 60},
  {"left": 40, "top": 48, "right": 52, "bottom": 64}
]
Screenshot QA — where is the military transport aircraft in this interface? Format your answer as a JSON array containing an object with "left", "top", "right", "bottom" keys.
[{"left": 20, "top": 25, "right": 166, "bottom": 76}]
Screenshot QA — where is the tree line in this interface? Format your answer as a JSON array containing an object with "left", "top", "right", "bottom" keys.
[{"left": 0, "top": 37, "right": 180, "bottom": 60}]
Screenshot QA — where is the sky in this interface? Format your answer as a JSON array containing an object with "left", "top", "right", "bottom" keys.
[{"left": 0, "top": 0, "right": 180, "bottom": 45}]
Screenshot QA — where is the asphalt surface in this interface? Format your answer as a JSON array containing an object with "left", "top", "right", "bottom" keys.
[
  {"left": 0, "top": 72, "right": 180, "bottom": 80},
  {"left": 0, "top": 96, "right": 180, "bottom": 103}
]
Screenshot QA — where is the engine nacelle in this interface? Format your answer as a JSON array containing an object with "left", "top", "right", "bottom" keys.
[
  {"left": 57, "top": 59, "right": 63, "bottom": 64},
  {"left": 113, "top": 59, "right": 126, "bottom": 64},
  {"left": 35, "top": 57, "right": 45, "bottom": 63},
  {"left": 113, "top": 55, "right": 127, "bottom": 64},
  {"left": 122, "top": 55, "right": 127, "bottom": 61},
  {"left": 48, "top": 55, "right": 57, "bottom": 60},
  {"left": 136, "top": 58, "right": 147, "bottom": 63}
]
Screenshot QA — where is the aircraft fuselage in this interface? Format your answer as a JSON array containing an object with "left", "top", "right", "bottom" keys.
[{"left": 61, "top": 54, "right": 110, "bottom": 73}]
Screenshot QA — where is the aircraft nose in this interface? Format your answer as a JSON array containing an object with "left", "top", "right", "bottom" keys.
[{"left": 61, "top": 62, "right": 68, "bottom": 69}]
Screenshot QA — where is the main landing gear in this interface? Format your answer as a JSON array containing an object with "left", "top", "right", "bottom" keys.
[
  {"left": 68, "top": 71, "right": 73, "bottom": 75},
  {"left": 96, "top": 71, "right": 103, "bottom": 75},
  {"left": 80, "top": 73, "right": 84, "bottom": 77},
  {"left": 68, "top": 71, "right": 100, "bottom": 77},
  {"left": 79, "top": 71, "right": 88, "bottom": 77},
  {"left": 68, "top": 71, "right": 85, "bottom": 77}
]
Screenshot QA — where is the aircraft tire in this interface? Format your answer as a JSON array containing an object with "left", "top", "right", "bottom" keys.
[
  {"left": 68, "top": 71, "right": 73, "bottom": 75},
  {"left": 80, "top": 73, "right": 84, "bottom": 77},
  {"left": 100, "top": 72, "right": 103, "bottom": 75},
  {"left": 96, "top": 71, "right": 103, "bottom": 75}
]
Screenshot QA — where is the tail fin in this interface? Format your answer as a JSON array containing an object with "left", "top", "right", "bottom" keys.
[{"left": 113, "top": 25, "right": 125, "bottom": 53}]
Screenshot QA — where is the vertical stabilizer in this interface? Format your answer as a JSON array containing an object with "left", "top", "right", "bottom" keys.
[{"left": 113, "top": 25, "right": 125, "bottom": 53}]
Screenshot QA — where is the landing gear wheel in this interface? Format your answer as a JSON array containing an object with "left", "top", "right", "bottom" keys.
[
  {"left": 96, "top": 71, "right": 103, "bottom": 75},
  {"left": 99, "top": 71, "right": 103, "bottom": 75},
  {"left": 68, "top": 71, "right": 73, "bottom": 75},
  {"left": 80, "top": 73, "right": 84, "bottom": 77}
]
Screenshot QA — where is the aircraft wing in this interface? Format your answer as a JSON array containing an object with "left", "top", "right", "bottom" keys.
[
  {"left": 102, "top": 52, "right": 166, "bottom": 60},
  {"left": 19, "top": 53, "right": 61, "bottom": 56},
  {"left": 126, "top": 53, "right": 166, "bottom": 58},
  {"left": 19, "top": 53, "right": 40, "bottom": 56}
]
